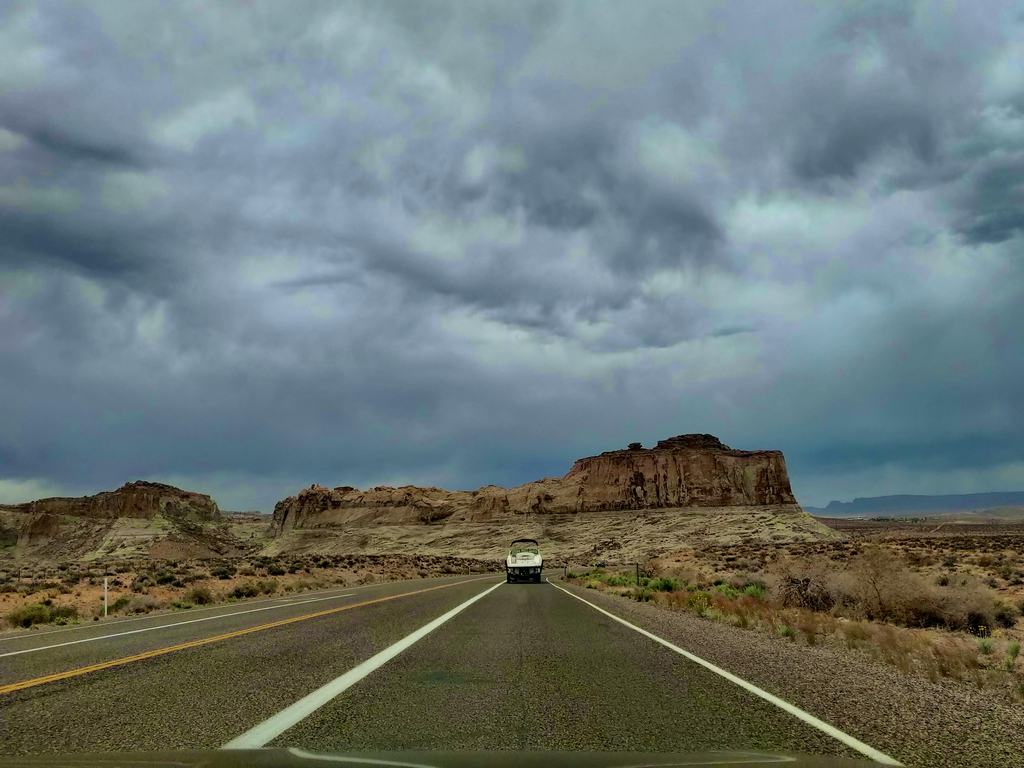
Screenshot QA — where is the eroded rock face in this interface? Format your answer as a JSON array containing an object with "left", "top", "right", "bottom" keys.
[
  {"left": 16, "top": 513, "right": 61, "bottom": 547},
  {"left": 1, "top": 481, "right": 221, "bottom": 522},
  {"left": 271, "top": 434, "right": 799, "bottom": 535}
]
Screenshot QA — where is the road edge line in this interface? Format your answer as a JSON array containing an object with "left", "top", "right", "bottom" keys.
[
  {"left": 547, "top": 578, "right": 901, "bottom": 766},
  {"left": 222, "top": 580, "right": 505, "bottom": 749}
]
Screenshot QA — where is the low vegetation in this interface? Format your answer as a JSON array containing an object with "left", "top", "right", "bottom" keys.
[
  {"left": 6, "top": 602, "right": 78, "bottom": 628},
  {"left": 1, "top": 553, "right": 498, "bottom": 629},
  {"left": 567, "top": 545, "right": 1024, "bottom": 703}
]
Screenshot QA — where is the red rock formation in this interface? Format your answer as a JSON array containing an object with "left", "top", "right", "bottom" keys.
[
  {"left": 1, "top": 481, "right": 221, "bottom": 521},
  {"left": 271, "top": 434, "right": 799, "bottom": 535}
]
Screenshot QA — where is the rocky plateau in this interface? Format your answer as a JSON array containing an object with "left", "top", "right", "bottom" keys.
[{"left": 267, "top": 434, "right": 835, "bottom": 561}]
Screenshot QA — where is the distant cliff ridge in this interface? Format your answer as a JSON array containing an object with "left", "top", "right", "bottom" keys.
[
  {"left": 271, "top": 434, "right": 800, "bottom": 535},
  {"left": 0, "top": 481, "right": 221, "bottom": 521},
  {"left": 805, "top": 491, "right": 1024, "bottom": 517}
]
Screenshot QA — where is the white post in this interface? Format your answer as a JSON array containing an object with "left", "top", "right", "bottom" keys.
[{"left": 104, "top": 578, "right": 108, "bottom": 618}]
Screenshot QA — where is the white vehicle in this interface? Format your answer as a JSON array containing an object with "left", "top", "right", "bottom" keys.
[{"left": 506, "top": 538, "right": 543, "bottom": 583}]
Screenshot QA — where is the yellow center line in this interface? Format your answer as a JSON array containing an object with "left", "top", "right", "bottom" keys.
[{"left": 0, "top": 576, "right": 498, "bottom": 696}]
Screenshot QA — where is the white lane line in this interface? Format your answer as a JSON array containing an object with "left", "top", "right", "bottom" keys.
[
  {"left": 222, "top": 581, "right": 505, "bottom": 749},
  {"left": 547, "top": 579, "right": 902, "bottom": 767},
  {"left": 0, "top": 593, "right": 354, "bottom": 658}
]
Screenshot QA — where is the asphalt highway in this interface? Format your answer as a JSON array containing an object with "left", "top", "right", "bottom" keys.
[{"left": 0, "top": 575, "right": 897, "bottom": 764}]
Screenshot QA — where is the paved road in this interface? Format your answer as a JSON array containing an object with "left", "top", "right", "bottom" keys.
[{"left": 0, "top": 575, "right": 893, "bottom": 763}]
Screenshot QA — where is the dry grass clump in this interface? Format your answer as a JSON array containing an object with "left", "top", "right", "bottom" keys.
[{"left": 771, "top": 546, "right": 1017, "bottom": 635}]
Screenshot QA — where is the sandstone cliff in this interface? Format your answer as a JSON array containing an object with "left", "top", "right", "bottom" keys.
[
  {"left": 0, "top": 481, "right": 221, "bottom": 522},
  {"left": 271, "top": 434, "right": 800, "bottom": 536}
]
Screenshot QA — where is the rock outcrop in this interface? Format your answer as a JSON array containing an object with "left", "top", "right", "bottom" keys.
[
  {"left": 15, "top": 513, "right": 62, "bottom": 547},
  {"left": 271, "top": 434, "right": 799, "bottom": 535},
  {"left": 0, "top": 481, "right": 221, "bottom": 522}
]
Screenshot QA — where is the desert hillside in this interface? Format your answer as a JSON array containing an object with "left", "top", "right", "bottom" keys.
[{"left": 0, "top": 481, "right": 254, "bottom": 562}]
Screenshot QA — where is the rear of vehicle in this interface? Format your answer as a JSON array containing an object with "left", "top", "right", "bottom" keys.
[{"left": 506, "top": 538, "right": 543, "bottom": 583}]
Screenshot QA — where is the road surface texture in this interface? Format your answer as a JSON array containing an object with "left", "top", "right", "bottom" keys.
[{"left": 0, "top": 575, "right": 1018, "bottom": 766}]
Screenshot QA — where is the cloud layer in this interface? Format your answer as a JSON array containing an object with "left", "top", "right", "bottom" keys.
[{"left": 2, "top": 1, "right": 1022, "bottom": 510}]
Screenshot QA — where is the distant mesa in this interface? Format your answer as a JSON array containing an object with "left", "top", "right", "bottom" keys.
[
  {"left": 271, "top": 433, "right": 799, "bottom": 535},
  {"left": 0, "top": 481, "right": 248, "bottom": 561},
  {"left": 0, "top": 481, "right": 221, "bottom": 522},
  {"left": 806, "top": 491, "right": 1024, "bottom": 517}
]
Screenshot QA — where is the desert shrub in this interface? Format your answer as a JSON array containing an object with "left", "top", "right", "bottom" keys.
[
  {"left": 839, "top": 620, "right": 872, "bottom": 648},
  {"left": 777, "top": 623, "right": 797, "bottom": 640},
  {"left": 1007, "top": 641, "right": 1021, "bottom": 670},
  {"left": 115, "top": 563, "right": 132, "bottom": 574},
  {"left": 130, "top": 574, "right": 155, "bottom": 592},
  {"left": 797, "top": 620, "right": 818, "bottom": 645},
  {"left": 110, "top": 595, "right": 132, "bottom": 612},
  {"left": 584, "top": 580, "right": 601, "bottom": 590},
  {"left": 605, "top": 574, "right": 634, "bottom": 587},
  {"left": 977, "top": 637, "right": 993, "bottom": 655},
  {"left": 230, "top": 582, "right": 261, "bottom": 599},
  {"left": 778, "top": 575, "right": 834, "bottom": 612},
  {"left": 211, "top": 565, "right": 236, "bottom": 580},
  {"left": 935, "top": 574, "right": 950, "bottom": 586},
  {"left": 61, "top": 574, "right": 81, "bottom": 586},
  {"left": 649, "top": 577, "right": 683, "bottom": 592},
  {"left": 632, "top": 588, "right": 652, "bottom": 602},
  {"left": 925, "top": 637, "right": 979, "bottom": 680},
  {"left": 418, "top": 569, "right": 429, "bottom": 578},
  {"left": 184, "top": 586, "right": 214, "bottom": 605},
  {"left": 266, "top": 563, "right": 285, "bottom": 576},
  {"left": 255, "top": 579, "right": 279, "bottom": 595},
  {"left": 713, "top": 584, "right": 740, "bottom": 598},
  {"left": 317, "top": 560, "right": 332, "bottom": 569},
  {"left": 687, "top": 592, "right": 712, "bottom": 616},
  {"left": 50, "top": 605, "right": 77, "bottom": 621},
  {"left": 126, "top": 595, "right": 160, "bottom": 614},
  {"left": 239, "top": 566, "right": 256, "bottom": 576},
  {"left": 155, "top": 572, "right": 175, "bottom": 585},
  {"left": 743, "top": 583, "right": 767, "bottom": 600},
  {"left": 169, "top": 601, "right": 193, "bottom": 610},
  {"left": 6, "top": 603, "right": 50, "bottom": 628},
  {"left": 993, "top": 599, "right": 1018, "bottom": 629}
]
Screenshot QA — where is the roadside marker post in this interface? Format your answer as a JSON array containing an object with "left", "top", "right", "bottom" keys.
[{"left": 103, "top": 578, "right": 108, "bottom": 618}]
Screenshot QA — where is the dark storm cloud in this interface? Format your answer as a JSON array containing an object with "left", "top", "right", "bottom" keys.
[
  {"left": 12, "top": 122, "right": 141, "bottom": 167},
  {"left": 1, "top": 1, "right": 1023, "bottom": 510}
]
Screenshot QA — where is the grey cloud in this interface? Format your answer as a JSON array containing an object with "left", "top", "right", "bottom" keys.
[{"left": 1, "top": 1, "right": 1023, "bottom": 511}]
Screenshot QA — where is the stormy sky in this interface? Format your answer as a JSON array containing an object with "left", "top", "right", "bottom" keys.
[{"left": 1, "top": 1, "right": 1022, "bottom": 512}]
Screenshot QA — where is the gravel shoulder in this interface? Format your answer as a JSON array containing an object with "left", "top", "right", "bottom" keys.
[{"left": 553, "top": 579, "right": 1024, "bottom": 768}]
